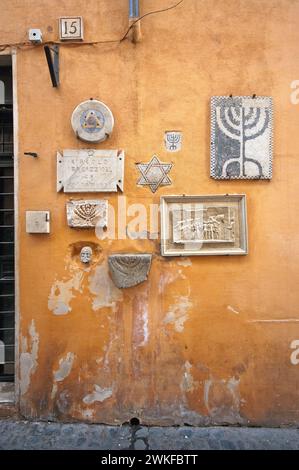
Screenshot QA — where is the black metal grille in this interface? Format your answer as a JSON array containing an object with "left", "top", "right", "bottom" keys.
[{"left": 0, "top": 102, "right": 14, "bottom": 382}]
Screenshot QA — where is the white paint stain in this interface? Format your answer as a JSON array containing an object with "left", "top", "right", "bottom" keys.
[
  {"left": 20, "top": 320, "right": 39, "bottom": 396},
  {"left": 48, "top": 272, "right": 83, "bottom": 315},
  {"left": 158, "top": 269, "right": 186, "bottom": 294},
  {"left": 133, "top": 294, "right": 149, "bottom": 347},
  {"left": 88, "top": 264, "right": 122, "bottom": 311},
  {"left": 103, "top": 334, "right": 119, "bottom": 370},
  {"left": 164, "top": 296, "right": 192, "bottom": 333},
  {"left": 181, "top": 361, "right": 199, "bottom": 393},
  {"left": 83, "top": 384, "right": 113, "bottom": 404},
  {"left": 227, "top": 305, "right": 239, "bottom": 315},
  {"left": 290, "top": 339, "right": 299, "bottom": 365},
  {"left": 177, "top": 258, "right": 192, "bottom": 267},
  {"left": 141, "top": 307, "right": 149, "bottom": 346}
]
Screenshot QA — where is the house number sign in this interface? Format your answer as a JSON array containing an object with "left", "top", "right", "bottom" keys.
[{"left": 59, "top": 17, "right": 84, "bottom": 40}]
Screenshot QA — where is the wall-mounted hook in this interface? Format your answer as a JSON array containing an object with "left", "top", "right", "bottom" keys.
[{"left": 24, "top": 152, "right": 38, "bottom": 158}]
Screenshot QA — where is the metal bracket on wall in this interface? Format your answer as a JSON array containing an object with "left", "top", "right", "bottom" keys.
[{"left": 44, "top": 45, "right": 59, "bottom": 87}]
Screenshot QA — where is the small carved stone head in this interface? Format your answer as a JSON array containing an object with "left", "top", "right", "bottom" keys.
[{"left": 80, "top": 246, "right": 92, "bottom": 264}]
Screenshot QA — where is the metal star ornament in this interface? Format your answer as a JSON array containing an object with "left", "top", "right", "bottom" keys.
[{"left": 136, "top": 155, "right": 173, "bottom": 193}]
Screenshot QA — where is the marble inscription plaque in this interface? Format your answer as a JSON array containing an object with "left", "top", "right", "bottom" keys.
[{"left": 57, "top": 149, "right": 124, "bottom": 193}]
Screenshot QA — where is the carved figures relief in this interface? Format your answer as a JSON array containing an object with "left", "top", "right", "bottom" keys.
[
  {"left": 136, "top": 155, "right": 173, "bottom": 193},
  {"left": 211, "top": 96, "right": 273, "bottom": 179},
  {"left": 160, "top": 195, "right": 248, "bottom": 256},
  {"left": 66, "top": 199, "right": 108, "bottom": 228},
  {"left": 71, "top": 100, "right": 114, "bottom": 143},
  {"left": 57, "top": 149, "right": 124, "bottom": 193},
  {"left": 108, "top": 254, "right": 152, "bottom": 288},
  {"left": 164, "top": 131, "right": 182, "bottom": 152}
]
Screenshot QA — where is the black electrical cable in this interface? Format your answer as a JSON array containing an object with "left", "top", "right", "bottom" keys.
[{"left": 0, "top": 0, "right": 185, "bottom": 51}]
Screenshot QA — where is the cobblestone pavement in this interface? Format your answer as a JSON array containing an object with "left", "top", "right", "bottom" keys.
[{"left": 0, "top": 420, "right": 299, "bottom": 450}]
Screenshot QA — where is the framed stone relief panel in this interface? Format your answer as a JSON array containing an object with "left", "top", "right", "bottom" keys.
[
  {"left": 211, "top": 96, "right": 273, "bottom": 179},
  {"left": 160, "top": 195, "right": 248, "bottom": 256}
]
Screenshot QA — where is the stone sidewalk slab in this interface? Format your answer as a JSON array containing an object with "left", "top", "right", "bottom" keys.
[{"left": 0, "top": 420, "right": 299, "bottom": 450}]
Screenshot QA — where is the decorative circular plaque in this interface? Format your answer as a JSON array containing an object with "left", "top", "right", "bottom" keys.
[{"left": 71, "top": 99, "right": 114, "bottom": 143}]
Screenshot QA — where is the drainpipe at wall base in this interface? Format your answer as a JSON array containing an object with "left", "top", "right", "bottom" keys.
[{"left": 129, "top": 0, "right": 142, "bottom": 43}]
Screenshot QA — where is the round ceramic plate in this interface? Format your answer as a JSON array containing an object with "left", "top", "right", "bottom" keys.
[{"left": 71, "top": 99, "right": 114, "bottom": 143}]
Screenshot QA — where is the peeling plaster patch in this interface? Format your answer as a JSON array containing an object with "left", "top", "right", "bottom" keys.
[
  {"left": 88, "top": 264, "right": 122, "bottom": 311},
  {"left": 177, "top": 258, "right": 192, "bottom": 267},
  {"left": 21, "top": 336, "right": 28, "bottom": 353},
  {"left": 164, "top": 296, "right": 192, "bottom": 333},
  {"left": 181, "top": 361, "right": 199, "bottom": 393},
  {"left": 54, "top": 352, "right": 75, "bottom": 382},
  {"left": 20, "top": 320, "right": 39, "bottom": 396},
  {"left": 51, "top": 383, "right": 58, "bottom": 400},
  {"left": 48, "top": 272, "right": 83, "bottom": 315},
  {"left": 51, "top": 353, "right": 75, "bottom": 400},
  {"left": 82, "top": 408, "right": 95, "bottom": 419},
  {"left": 227, "top": 305, "right": 239, "bottom": 315},
  {"left": 83, "top": 385, "right": 113, "bottom": 404},
  {"left": 204, "top": 376, "right": 244, "bottom": 424}
]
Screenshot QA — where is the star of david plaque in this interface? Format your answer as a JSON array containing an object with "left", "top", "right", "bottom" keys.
[{"left": 136, "top": 155, "right": 173, "bottom": 193}]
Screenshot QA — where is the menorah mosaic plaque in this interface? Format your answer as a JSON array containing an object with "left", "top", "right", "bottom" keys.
[
  {"left": 57, "top": 149, "right": 124, "bottom": 193},
  {"left": 211, "top": 96, "right": 273, "bottom": 179},
  {"left": 160, "top": 195, "right": 248, "bottom": 256},
  {"left": 66, "top": 199, "right": 108, "bottom": 228}
]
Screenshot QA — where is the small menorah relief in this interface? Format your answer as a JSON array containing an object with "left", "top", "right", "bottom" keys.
[
  {"left": 66, "top": 199, "right": 108, "bottom": 228},
  {"left": 164, "top": 131, "right": 182, "bottom": 152}
]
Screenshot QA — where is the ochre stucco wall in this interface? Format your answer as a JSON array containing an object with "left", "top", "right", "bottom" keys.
[{"left": 1, "top": 0, "right": 299, "bottom": 425}]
